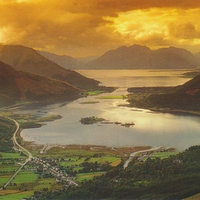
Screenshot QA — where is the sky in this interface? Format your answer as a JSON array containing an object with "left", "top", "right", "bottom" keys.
[{"left": 0, "top": 0, "right": 200, "bottom": 57}]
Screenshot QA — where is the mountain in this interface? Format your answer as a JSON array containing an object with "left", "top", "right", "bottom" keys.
[
  {"left": 128, "top": 75, "right": 200, "bottom": 111},
  {"left": 0, "top": 61, "right": 80, "bottom": 107},
  {"left": 0, "top": 45, "right": 99, "bottom": 89},
  {"left": 194, "top": 52, "right": 200, "bottom": 64},
  {"left": 85, "top": 44, "right": 198, "bottom": 69},
  {"left": 37, "top": 50, "right": 85, "bottom": 69},
  {"left": 77, "top": 56, "right": 98, "bottom": 64}
]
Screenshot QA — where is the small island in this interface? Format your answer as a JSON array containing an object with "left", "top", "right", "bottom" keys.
[
  {"left": 80, "top": 116, "right": 105, "bottom": 125},
  {"left": 80, "top": 116, "right": 135, "bottom": 127}
]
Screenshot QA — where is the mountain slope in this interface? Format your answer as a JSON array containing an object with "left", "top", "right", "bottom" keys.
[
  {"left": 0, "top": 45, "right": 99, "bottom": 89},
  {"left": 0, "top": 61, "right": 80, "bottom": 107},
  {"left": 85, "top": 45, "right": 198, "bottom": 69},
  {"left": 37, "top": 50, "right": 85, "bottom": 69},
  {"left": 194, "top": 52, "right": 200, "bottom": 64},
  {"left": 128, "top": 75, "right": 200, "bottom": 111}
]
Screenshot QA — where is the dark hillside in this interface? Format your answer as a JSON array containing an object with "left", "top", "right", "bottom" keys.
[
  {"left": 0, "top": 61, "right": 80, "bottom": 107},
  {"left": 128, "top": 75, "right": 200, "bottom": 111},
  {"left": 0, "top": 45, "right": 99, "bottom": 89}
]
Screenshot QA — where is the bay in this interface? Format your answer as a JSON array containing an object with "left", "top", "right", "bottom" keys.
[{"left": 20, "top": 70, "right": 200, "bottom": 150}]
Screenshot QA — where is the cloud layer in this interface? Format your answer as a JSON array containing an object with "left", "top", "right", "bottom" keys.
[{"left": 0, "top": 0, "right": 200, "bottom": 56}]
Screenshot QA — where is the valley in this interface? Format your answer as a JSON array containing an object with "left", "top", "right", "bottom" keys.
[
  {"left": 1, "top": 1, "right": 200, "bottom": 199},
  {"left": 0, "top": 45, "right": 200, "bottom": 199},
  {"left": 0, "top": 69, "right": 200, "bottom": 199}
]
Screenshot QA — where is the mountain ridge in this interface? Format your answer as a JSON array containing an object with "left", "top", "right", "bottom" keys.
[
  {"left": 85, "top": 44, "right": 199, "bottom": 69},
  {"left": 37, "top": 50, "right": 85, "bottom": 69},
  {"left": 0, "top": 45, "right": 99, "bottom": 89},
  {"left": 0, "top": 61, "right": 80, "bottom": 107}
]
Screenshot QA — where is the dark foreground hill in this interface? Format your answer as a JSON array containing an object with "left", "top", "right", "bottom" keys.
[
  {"left": 0, "top": 61, "right": 80, "bottom": 107},
  {"left": 128, "top": 75, "right": 200, "bottom": 111},
  {"left": 0, "top": 45, "right": 99, "bottom": 89},
  {"left": 85, "top": 44, "right": 198, "bottom": 69}
]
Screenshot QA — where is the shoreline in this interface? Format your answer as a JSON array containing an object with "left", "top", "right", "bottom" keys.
[
  {"left": 149, "top": 108, "right": 200, "bottom": 117},
  {"left": 22, "top": 139, "right": 154, "bottom": 157}
]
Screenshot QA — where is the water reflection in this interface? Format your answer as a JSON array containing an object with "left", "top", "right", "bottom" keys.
[{"left": 21, "top": 70, "right": 200, "bottom": 150}]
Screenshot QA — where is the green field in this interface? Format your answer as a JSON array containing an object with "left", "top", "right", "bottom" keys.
[
  {"left": 97, "top": 95, "right": 127, "bottom": 99},
  {"left": 79, "top": 101, "right": 99, "bottom": 104},
  {"left": 88, "top": 156, "right": 120, "bottom": 164},
  {"left": 0, "top": 145, "right": 122, "bottom": 199},
  {"left": 150, "top": 151, "right": 178, "bottom": 159},
  {"left": 0, "top": 191, "right": 34, "bottom": 200},
  {"left": 87, "top": 90, "right": 103, "bottom": 96},
  {"left": 0, "top": 152, "right": 24, "bottom": 160},
  {"left": 0, "top": 175, "right": 11, "bottom": 186},
  {"left": 12, "top": 171, "right": 38, "bottom": 184},
  {"left": 76, "top": 172, "right": 104, "bottom": 182}
]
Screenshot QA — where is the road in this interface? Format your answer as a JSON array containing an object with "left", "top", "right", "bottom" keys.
[
  {"left": 0, "top": 117, "right": 77, "bottom": 191},
  {"left": 123, "top": 146, "right": 165, "bottom": 169},
  {"left": 0, "top": 117, "right": 33, "bottom": 190}
]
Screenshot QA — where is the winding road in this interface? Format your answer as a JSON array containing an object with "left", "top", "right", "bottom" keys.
[
  {"left": 0, "top": 117, "right": 33, "bottom": 190},
  {"left": 0, "top": 116, "right": 77, "bottom": 191}
]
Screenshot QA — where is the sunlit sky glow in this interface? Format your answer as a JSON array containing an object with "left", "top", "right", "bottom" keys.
[{"left": 0, "top": 0, "right": 200, "bottom": 57}]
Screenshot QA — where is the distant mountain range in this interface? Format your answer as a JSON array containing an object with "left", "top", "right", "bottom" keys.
[
  {"left": 85, "top": 45, "right": 199, "bottom": 69},
  {"left": 37, "top": 44, "right": 200, "bottom": 70},
  {"left": 37, "top": 50, "right": 85, "bottom": 69},
  {"left": 0, "top": 45, "right": 99, "bottom": 89},
  {"left": 0, "top": 61, "right": 80, "bottom": 107},
  {"left": 37, "top": 50, "right": 98, "bottom": 69}
]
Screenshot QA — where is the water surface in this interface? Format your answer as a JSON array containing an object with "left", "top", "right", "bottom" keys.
[{"left": 21, "top": 70, "right": 200, "bottom": 150}]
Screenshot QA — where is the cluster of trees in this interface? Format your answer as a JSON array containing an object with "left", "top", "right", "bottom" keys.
[
  {"left": 0, "top": 117, "right": 15, "bottom": 152},
  {"left": 80, "top": 116, "right": 105, "bottom": 125},
  {"left": 78, "top": 161, "right": 112, "bottom": 173},
  {"left": 31, "top": 145, "right": 200, "bottom": 200}
]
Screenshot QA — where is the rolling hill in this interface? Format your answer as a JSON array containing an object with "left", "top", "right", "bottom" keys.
[
  {"left": 128, "top": 75, "right": 200, "bottom": 111},
  {"left": 85, "top": 44, "right": 199, "bottom": 69},
  {"left": 0, "top": 61, "right": 80, "bottom": 107},
  {"left": 0, "top": 45, "right": 99, "bottom": 89}
]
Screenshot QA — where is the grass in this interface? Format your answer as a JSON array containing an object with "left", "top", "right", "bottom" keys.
[
  {"left": 72, "top": 167, "right": 83, "bottom": 172},
  {"left": 150, "top": 152, "right": 178, "bottom": 160},
  {"left": 12, "top": 171, "right": 38, "bottom": 184},
  {"left": 48, "top": 148, "right": 96, "bottom": 157},
  {"left": 87, "top": 90, "right": 103, "bottom": 96},
  {"left": 0, "top": 175, "right": 11, "bottom": 185},
  {"left": 0, "top": 165, "right": 19, "bottom": 172},
  {"left": 0, "top": 152, "right": 24, "bottom": 159},
  {"left": 97, "top": 95, "right": 127, "bottom": 99},
  {"left": 34, "top": 178, "right": 61, "bottom": 191},
  {"left": 0, "top": 191, "right": 34, "bottom": 200},
  {"left": 88, "top": 156, "right": 120, "bottom": 164},
  {"left": 37, "top": 115, "right": 62, "bottom": 122},
  {"left": 0, "top": 146, "right": 130, "bottom": 198},
  {"left": 76, "top": 172, "right": 104, "bottom": 182},
  {"left": 60, "top": 157, "right": 86, "bottom": 167},
  {"left": 110, "top": 159, "right": 121, "bottom": 167},
  {"left": 79, "top": 101, "right": 99, "bottom": 104}
]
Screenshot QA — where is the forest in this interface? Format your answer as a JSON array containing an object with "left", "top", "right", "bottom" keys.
[{"left": 0, "top": 116, "right": 15, "bottom": 152}]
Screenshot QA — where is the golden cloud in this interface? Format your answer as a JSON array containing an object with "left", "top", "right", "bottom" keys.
[{"left": 0, "top": 0, "right": 200, "bottom": 56}]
